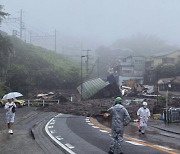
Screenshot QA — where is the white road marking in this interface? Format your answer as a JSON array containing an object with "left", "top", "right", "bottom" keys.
[
  {"left": 92, "top": 126, "right": 99, "bottom": 128},
  {"left": 50, "top": 130, "right": 56, "bottom": 134},
  {"left": 50, "top": 122, "right": 55, "bottom": 125},
  {"left": 99, "top": 130, "right": 108, "bottom": 133},
  {"left": 45, "top": 117, "right": 76, "bottom": 154},
  {"left": 126, "top": 141, "right": 144, "bottom": 146},
  {"left": 55, "top": 113, "right": 63, "bottom": 118},
  {"left": 65, "top": 143, "right": 75, "bottom": 149},
  {"left": 88, "top": 123, "right": 94, "bottom": 125},
  {"left": 48, "top": 126, "right": 54, "bottom": 128},
  {"left": 55, "top": 136, "right": 63, "bottom": 141},
  {"left": 126, "top": 137, "right": 145, "bottom": 143},
  {"left": 154, "top": 145, "right": 174, "bottom": 151}
]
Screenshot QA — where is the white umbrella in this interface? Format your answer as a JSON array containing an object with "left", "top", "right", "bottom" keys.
[{"left": 2, "top": 92, "right": 23, "bottom": 100}]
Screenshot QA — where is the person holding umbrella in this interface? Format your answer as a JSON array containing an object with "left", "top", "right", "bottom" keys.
[
  {"left": 3, "top": 92, "right": 22, "bottom": 134},
  {"left": 4, "top": 98, "right": 16, "bottom": 134}
]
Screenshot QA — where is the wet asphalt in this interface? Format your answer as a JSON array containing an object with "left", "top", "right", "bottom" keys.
[{"left": 0, "top": 107, "right": 180, "bottom": 154}]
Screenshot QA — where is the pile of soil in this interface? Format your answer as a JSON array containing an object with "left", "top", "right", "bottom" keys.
[
  {"left": 37, "top": 98, "right": 114, "bottom": 117},
  {"left": 37, "top": 98, "right": 150, "bottom": 120}
]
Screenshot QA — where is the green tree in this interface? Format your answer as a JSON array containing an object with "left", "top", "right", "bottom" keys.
[
  {"left": 175, "top": 61, "right": 180, "bottom": 76},
  {"left": 0, "top": 5, "right": 9, "bottom": 23},
  {"left": 0, "top": 6, "right": 12, "bottom": 84},
  {"left": 157, "top": 64, "right": 176, "bottom": 78},
  {"left": 5, "top": 65, "right": 29, "bottom": 94}
]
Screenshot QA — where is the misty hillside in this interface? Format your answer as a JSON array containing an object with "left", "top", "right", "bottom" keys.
[
  {"left": 1, "top": 35, "right": 80, "bottom": 96},
  {"left": 110, "top": 35, "right": 179, "bottom": 57},
  {"left": 11, "top": 36, "right": 78, "bottom": 71}
]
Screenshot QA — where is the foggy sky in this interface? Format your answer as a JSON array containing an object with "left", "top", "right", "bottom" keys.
[{"left": 1, "top": 0, "right": 180, "bottom": 49}]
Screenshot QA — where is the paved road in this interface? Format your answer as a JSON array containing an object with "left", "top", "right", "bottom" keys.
[
  {"left": 0, "top": 107, "right": 63, "bottom": 154},
  {"left": 0, "top": 107, "right": 179, "bottom": 154},
  {"left": 46, "top": 114, "right": 176, "bottom": 154}
]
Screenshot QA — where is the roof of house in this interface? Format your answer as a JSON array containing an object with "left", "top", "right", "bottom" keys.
[
  {"left": 77, "top": 78, "right": 109, "bottom": 100},
  {"left": 153, "top": 50, "right": 180, "bottom": 58},
  {"left": 158, "top": 76, "right": 180, "bottom": 84}
]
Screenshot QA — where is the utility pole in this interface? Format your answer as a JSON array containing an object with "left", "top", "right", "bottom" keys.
[
  {"left": 20, "top": 9, "right": 23, "bottom": 40},
  {"left": 29, "top": 31, "right": 32, "bottom": 44},
  {"left": 156, "top": 70, "right": 159, "bottom": 105},
  {"left": 3, "top": 9, "right": 24, "bottom": 40},
  {"left": 55, "top": 29, "right": 56, "bottom": 52},
  {"left": 97, "top": 57, "right": 100, "bottom": 77},
  {"left": 81, "top": 55, "right": 86, "bottom": 101},
  {"left": 82, "top": 49, "right": 91, "bottom": 79}
]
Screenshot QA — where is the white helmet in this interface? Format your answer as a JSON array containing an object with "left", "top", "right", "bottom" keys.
[{"left": 142, "top": 101, "right": 147, "bottom": 106}]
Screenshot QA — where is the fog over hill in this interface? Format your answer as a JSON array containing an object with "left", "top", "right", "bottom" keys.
[{"left": 1, "top": 0, "right": 180, "bottom": 56}]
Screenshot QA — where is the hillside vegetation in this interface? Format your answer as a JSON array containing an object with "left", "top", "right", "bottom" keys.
[{"left": 0, "top": 35, "right": 80, "bottom": 97}]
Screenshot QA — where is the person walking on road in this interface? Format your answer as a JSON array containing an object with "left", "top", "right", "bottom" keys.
[
  {"left": 4, "top": 98, "right": 16, "bottom": 134},
  {"left": 137, "top": 101, "right": 150, "bottom": 134},
  {"left": 107, "top": 97, "right": 131, "bottom": 154}
]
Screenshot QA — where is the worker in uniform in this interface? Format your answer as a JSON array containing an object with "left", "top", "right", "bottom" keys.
[
  {"left": 137, "top": 101, "right": 150, "bottom": 134},
  {"left": 107, "top": 97, "right": 131, "bottom": 154}
]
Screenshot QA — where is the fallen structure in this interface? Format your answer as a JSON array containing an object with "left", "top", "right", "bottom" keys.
[{"left": 77, "top": 78, "right": 121, "bottom": 100}]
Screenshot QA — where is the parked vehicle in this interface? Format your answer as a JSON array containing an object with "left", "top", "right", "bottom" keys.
[{"left": 0, "top": 99, "right": 25, "bottom": 108}]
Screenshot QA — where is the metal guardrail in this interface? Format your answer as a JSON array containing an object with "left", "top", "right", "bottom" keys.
[{"left": 25, "top": 100, "right": 62, "bottom": 107}]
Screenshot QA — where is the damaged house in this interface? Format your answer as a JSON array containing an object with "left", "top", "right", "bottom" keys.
[
  {"left": 158, "top": 76, "right": 180, "bottom": 92},
  {"left": 77, "top": 78, "right": 121, "bottom": 100}
]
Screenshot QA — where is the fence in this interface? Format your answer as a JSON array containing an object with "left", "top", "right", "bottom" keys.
[
  {"left": 163, "top": 107, "right": 180, "bottom": 123},
  {"left": 25, "top": 99, "right": 68, "bottom": 107}
]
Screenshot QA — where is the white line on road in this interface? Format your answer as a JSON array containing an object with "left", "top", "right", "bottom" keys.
[
  {"left": 126, "top": 141, "right": 144, "bottom": 146},
  {"left": 48, "top": 126, "right": 54, "bottom": 128},
  {"left": 50, "top": 122, "right": 55, "bottom": 125},
  {"left": 65, "top": 143, "right": 75, "bottom": 149},
  {"left": 154, "top": 145, "right": 174, "bottom": 151},
  {"left": 92, "top": 126, "right": 99, "bottom": 128},
  {"left": 56, "top": 136, "right": 63, "bottom": 141},
  {"left": 99, "top": 130, "right": 109, "bottom": 133},
  {"left": 45, "top": 114, "right": 76, "bottom": 154},
  {"left": 88, "top": 123, "right": 94, "bottom": 125},
  {"left": 50, "top": 130, "right": 56, "bottom": 134},
  {"left": 55, "top": 113, "right": 63, "bottom": 118}
]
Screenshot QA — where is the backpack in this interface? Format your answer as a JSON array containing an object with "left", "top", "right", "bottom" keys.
[{"left": 12, "top": 106, "right": 16, "bottom": 113}]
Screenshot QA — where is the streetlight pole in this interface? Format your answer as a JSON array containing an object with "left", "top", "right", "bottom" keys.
[
  {"left": 166, "top": 82, "right": 171, "bottom": 123},
  {"left": 81, "top": 55, "right": 86, "bottom": 101},
  {"left": 156, "top": 71, "right": 159, "bottom": 105}
]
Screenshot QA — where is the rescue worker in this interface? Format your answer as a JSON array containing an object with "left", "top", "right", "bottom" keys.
[
  {"left": 137, "top": 101, "right": 150, "bottom": 134},
  {"left": 4, "top": 98, "right": 16, "bottom": 134},
  {"left": 107, "top": 97, "right": 131, "bottom": 154}
]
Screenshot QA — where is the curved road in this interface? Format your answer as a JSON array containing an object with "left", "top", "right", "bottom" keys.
[{"left": 45, "top": 114, "right": 178, "bottom": 154}]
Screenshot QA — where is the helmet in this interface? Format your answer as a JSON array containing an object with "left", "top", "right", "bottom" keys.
[
  {"left": 142, "top": 102, "right": 147, "bottom": 106},
  {"left": 115, "top": 97, "right": 122, "bottom": 103}
]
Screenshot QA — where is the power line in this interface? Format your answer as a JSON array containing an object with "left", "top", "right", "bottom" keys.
[
  {"left": 30, "top": 29, "right": 57, "bottom": 52},
  {"left": 2, "top": 9, "right": 25, "bottom": 40}
]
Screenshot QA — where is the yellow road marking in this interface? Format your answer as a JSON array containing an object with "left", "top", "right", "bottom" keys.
[{"left": 89, "top": 117, "right": 178, "bottom": 154}]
